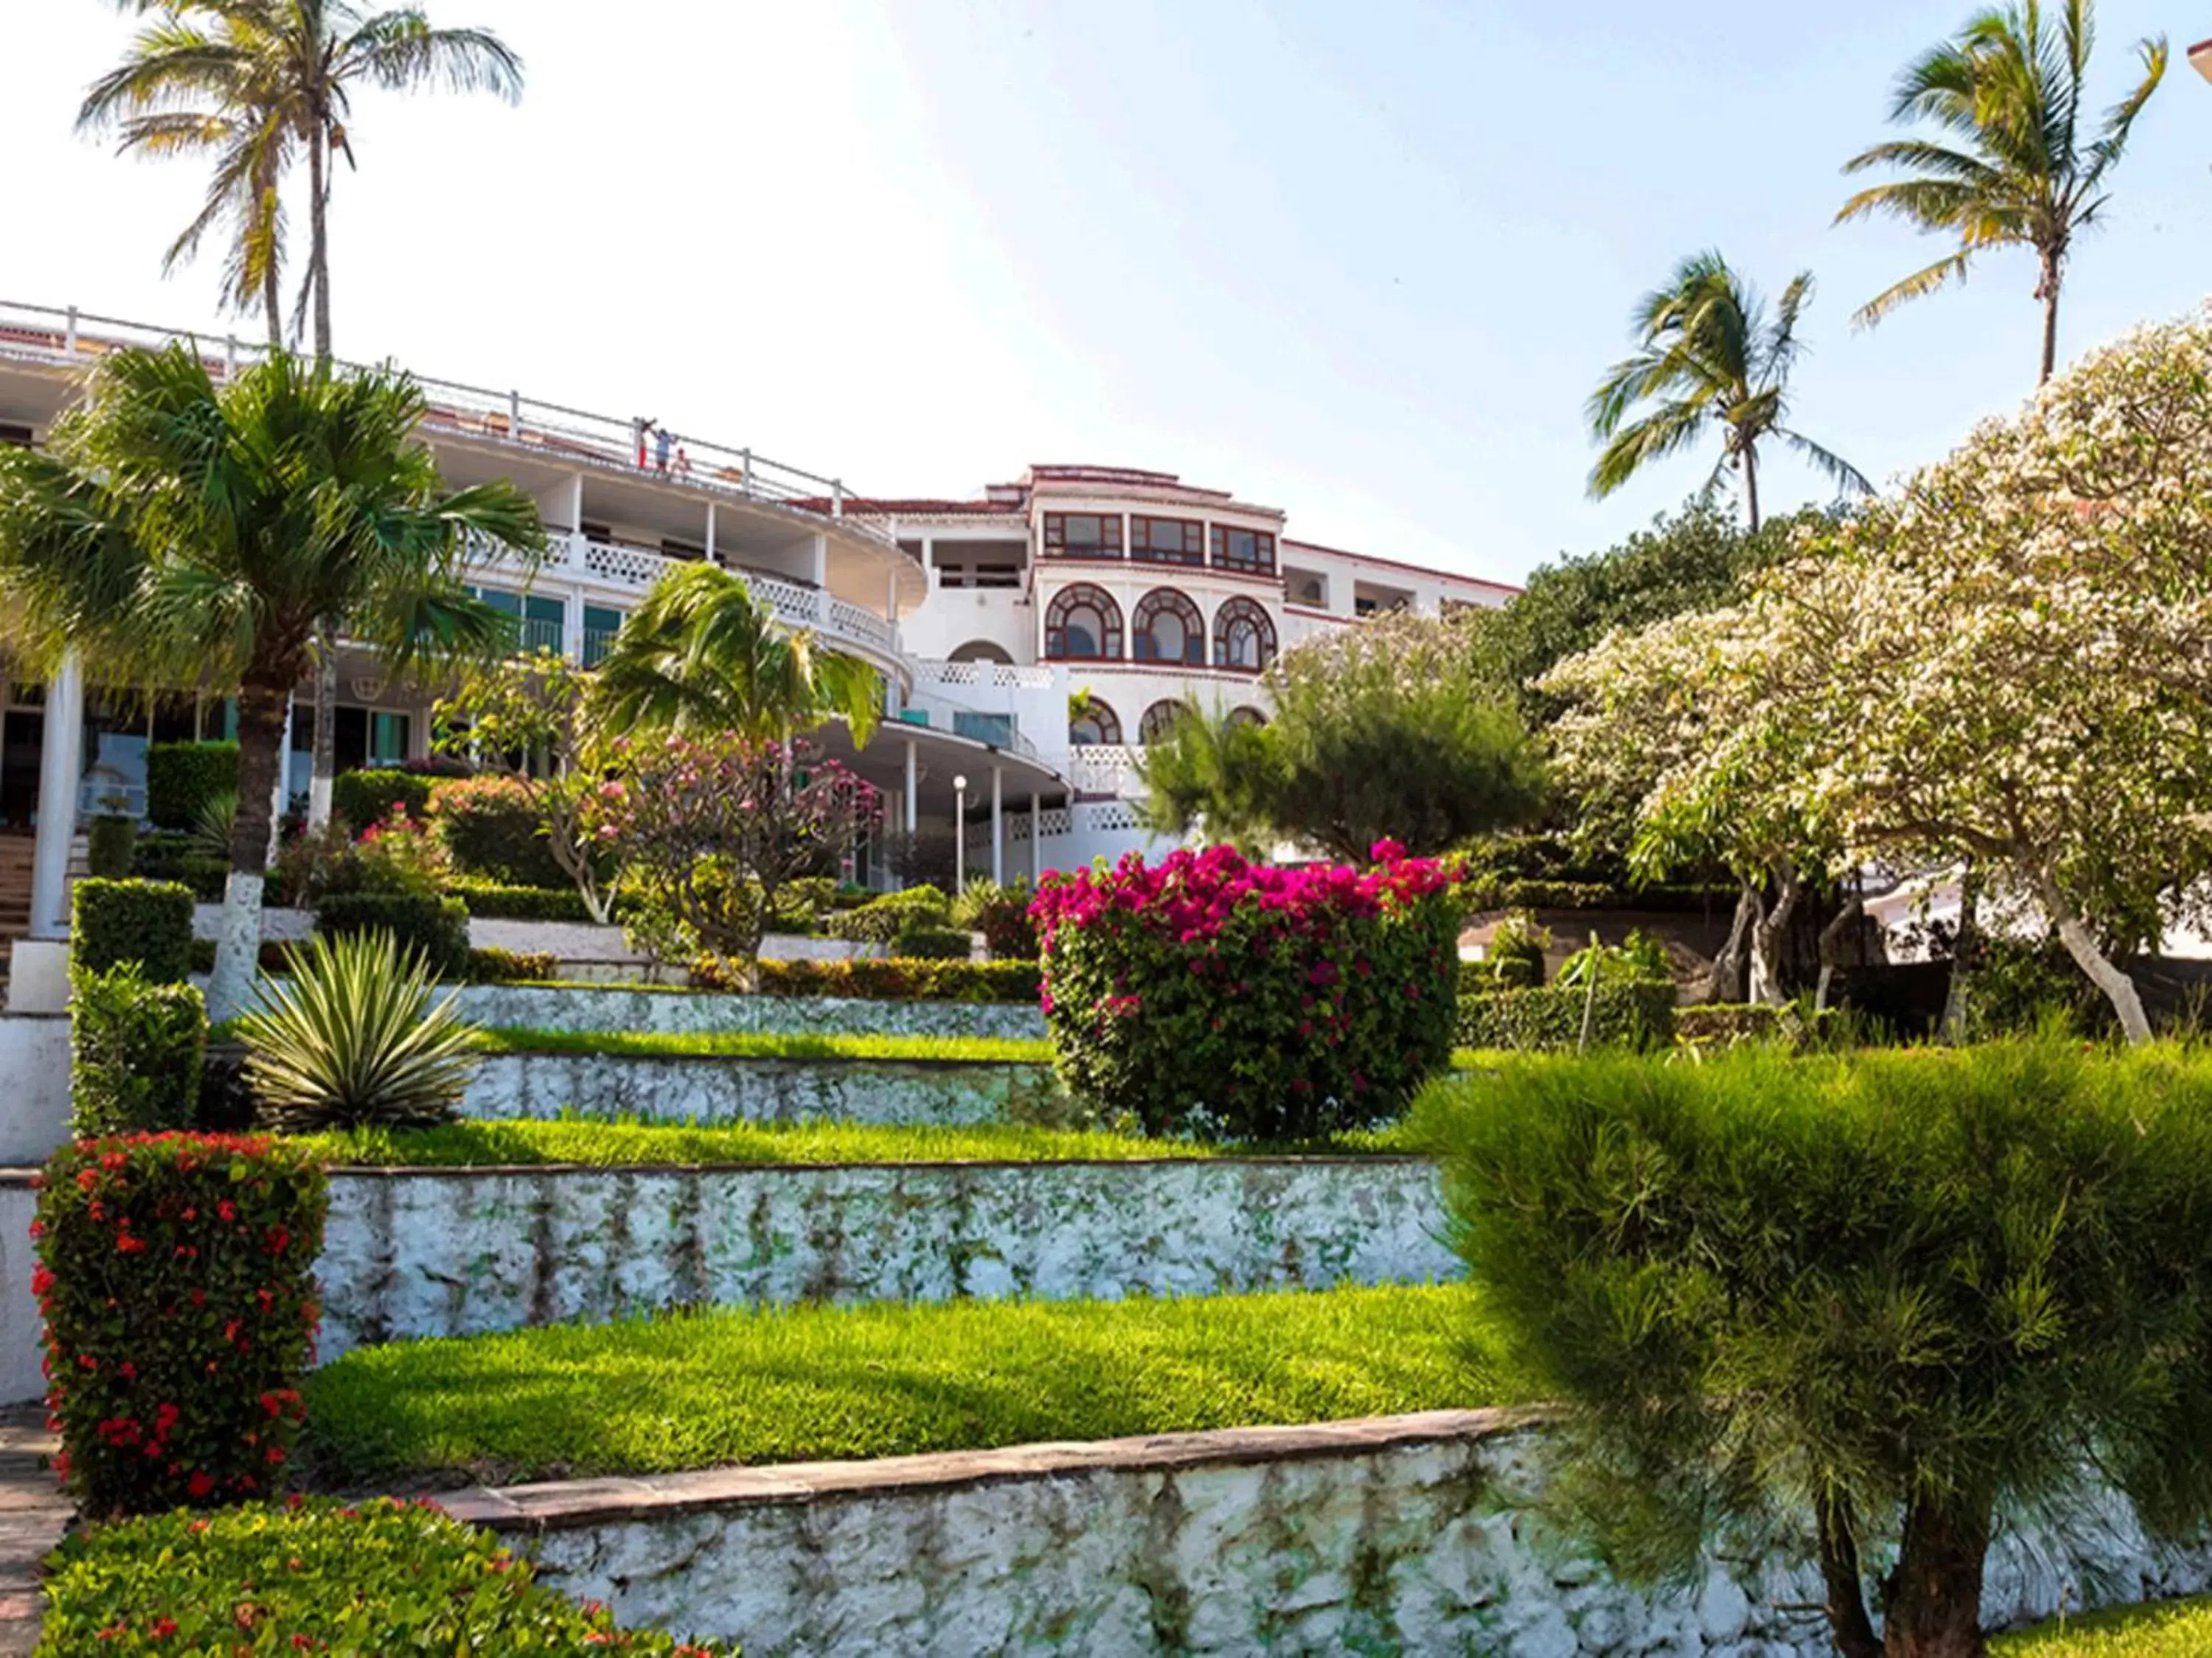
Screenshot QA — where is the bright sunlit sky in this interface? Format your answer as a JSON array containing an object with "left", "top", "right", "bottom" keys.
[{"left": 5, "top": 1, "right": 2211, "bottom": 585}]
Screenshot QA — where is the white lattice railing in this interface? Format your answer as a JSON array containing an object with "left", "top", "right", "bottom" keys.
[
  {"left": 911, "top": 659, "right": 1057, "bottom": 691},
  {"left": 1069, "top": 743, "right": 1144, "bottom": 797}
]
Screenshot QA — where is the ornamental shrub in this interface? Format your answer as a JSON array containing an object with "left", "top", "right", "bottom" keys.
[
  {"left": 33, "top": 1132, "right": 328, "bottom": 1518},
  {"left": 145, "top": 740, "right": 237, "bottom": 831},
  {"left": 35, "top": 1496, "right": 733, "bottom": 1654},
  {"left": 954, "top": 878, "right": 1040, "bottom": 960},
  {"left": 313, "top": 891, "right": 469, "bottom": 981},
  {"left": 1034, "top": 842, "right": 1462, "bottom": 1139},
  {"left": 826, "top": 885, "right": 952, "bottom": 945},
  {"left": 444, "top": 879, "right": 592, "bottom": 921},
  {"left": 86, "top": 814, "right": 136, "bottom": 880},
  {"left": 1484, "top": 909, "right": 1550, "bottom": 988},
  {"left": 72, "top": 878, "right": 195, "bottom": 984},
  {"left": 1455, "top": 982, "right": 1676, "bottom": 1052},
  {"left": 692, "top": 954, "right": 1042, "bottom": 1003},
  {"left": 428, "top": 773, "right": 566, "bottom": 888},
  {"left": 329, "top": 762, "right": 465, "bottom": 830},
  {"left": 467, "top": 946, "right": 560, "bottom": 983},
  {"left": 70, "top": 965, "right": 206, "bottom": 1137},
  {"left": 893, "top": 923, "right": 973, "bottom": 961}
]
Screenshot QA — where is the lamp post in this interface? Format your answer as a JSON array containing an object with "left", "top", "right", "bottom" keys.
[{"left": 953, "top": 774, "right": 968, "bottom": 890}]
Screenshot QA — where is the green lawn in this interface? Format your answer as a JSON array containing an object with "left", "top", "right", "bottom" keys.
[
  {"left": 305, "top": 1283, "right": 1523, "bottom": 1486},
  {"left": 474, "top": 1027, "right": 1054, "bottom": 1064},
  {"left": 1996, "top": 1598, "right": 2212, "bottom": 1655}
]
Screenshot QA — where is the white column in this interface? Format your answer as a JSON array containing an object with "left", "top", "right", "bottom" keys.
[
  {"left": 568, "top": 474, "right": 585, "bottom": 535},
  {"left": 705, "top": 502, "right": 717, "bottom": 563},
  {"left": 922, "top": 535, "right": 937, "bottom": 593},
  {"left": 268, "top": 694, "right": 294, "bottom": 864},
  {"left": 810, "top": 533, "right": 829, "bottom": 590},
  {"left": 29, "top": 651, "right": 84, "bottom": 938},
  {"left": 990, "top": 766, "right": 1004, "bottom": 884},
  {"left": 1029, "top": 793, "right": 1041, "bottom": 885},
  {"left": 563, "top": 587, "right": 585, "bottom": 662},
  {"left": 903, "top": 739, "right": 919, "bottom": 864}
]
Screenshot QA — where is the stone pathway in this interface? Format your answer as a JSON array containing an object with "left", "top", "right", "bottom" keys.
[{"left": 0, "top": 1406, "right": 66, "bottom": 1657}]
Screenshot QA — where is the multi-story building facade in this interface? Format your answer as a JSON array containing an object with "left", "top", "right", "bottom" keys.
[{"left": 0, "top": 300, "right": 1514, "bottom": 943}]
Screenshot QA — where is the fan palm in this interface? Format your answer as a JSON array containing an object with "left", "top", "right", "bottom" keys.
[
  {"left": 1587, "top": 252, "right": 1869, "bottom": 533},
  {"left": 1837, "top": 0, "right": 2167, "bottom": 384},
  {"left": 591, "top": 563, "right": 886, "bottom": 747},
  {"left": 0, "top": 344, "right": 542, "bottom": 1019}
]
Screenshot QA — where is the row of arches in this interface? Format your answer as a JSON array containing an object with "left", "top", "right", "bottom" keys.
[
  {"left": 1044, "top": 584, "right": 1278, "bottom": 673},
  {"left": 1072, "top": 699, "right": 1267, "bottom": 746}
]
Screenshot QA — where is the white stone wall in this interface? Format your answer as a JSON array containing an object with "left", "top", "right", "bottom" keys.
[
  {"left": 0, "top": 1016, "right": 69, "bottom": 1167},
  {"left": 448, "top": 985, "right": 1046, "bottom": 1041},
  {"left": 470, "top": 1417, "right": 2212, "bottom": 1658},
  {"left": 316, "top": 1159, "right": 1455, "bottom": 1359},
  {"left": 464, "top": 1052, "right": 1063, "bottom": 1127},
  {"left": 0, "top": 1179, "right": 40, "bottom": 1403}
]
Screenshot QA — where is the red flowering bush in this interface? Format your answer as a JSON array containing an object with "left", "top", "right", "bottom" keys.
[
  {"left": 1033, "top": 840, "right": 1463, "bottom": 1139},
  {"left": 33, "top": 1132, "right": 329, "bottom": 1518}
]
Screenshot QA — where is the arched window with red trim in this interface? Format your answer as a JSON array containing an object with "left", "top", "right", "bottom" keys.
[
  {"left": 1138, "top": 699, "right": 1189, "bottom": 744},
  {"left": 1044, "top": 583, "right": 1122, "bottom": 660},
  {"left": 1069, "top": 698, "right": 1123, "bottom": 746},
  {"left": 1214, "top": 596, "right": 1277, "bottom": 672},
  {"left": 1132, "top": 589, "right": 1205, "bottom": 665},
  {"left": 1227, "top": 705, "right": 1269, "bottom": 728}
]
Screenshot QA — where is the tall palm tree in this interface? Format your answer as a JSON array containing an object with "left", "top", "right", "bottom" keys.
[
  {"left": 1837, "top": 0, "right": 2167, "bottom": 384},
  {"left": 0, "top": 344, "right": 542, "bottom": 1018},
  {"left": 591, "top": 563, "right": 885, "bottom": 748},
  {"left": 1587, "top": 253, "right": 1870, "bottom": 533}
]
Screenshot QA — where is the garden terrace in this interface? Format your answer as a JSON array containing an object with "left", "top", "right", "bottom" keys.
[{"left": 449, "top": 983, "right": 1048, "bottom": 1041}]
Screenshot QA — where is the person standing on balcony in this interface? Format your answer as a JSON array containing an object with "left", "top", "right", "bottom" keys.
[
  {"left": 633, "top": 415, "right": 655, "bottom": 469},
  {"left": 672, "top": 444, "right": 692, "bottom": 479},
  {"left": 654, "top": 423, "right": 675, "bottom": 476}
]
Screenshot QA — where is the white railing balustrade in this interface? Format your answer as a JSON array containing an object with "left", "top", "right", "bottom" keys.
[
  {"left": 1069, "top": 743, "right": 1145, "bottom": 798},
  {"left": 910, "top": 659, "right": 1057, "bottom": 692}
]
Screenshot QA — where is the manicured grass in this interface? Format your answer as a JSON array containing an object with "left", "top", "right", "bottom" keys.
[
  {"left": 473, "top": 1027, "right": 1052, "bottom": 1064},
  {"left": 1996, "top": 1598, "right": 2212, "bottom": 1655},
  {"left": 305, "top": 1283, "right": 1525, "bottom": 1485}
]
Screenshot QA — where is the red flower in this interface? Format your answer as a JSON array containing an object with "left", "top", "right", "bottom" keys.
[{"left": 149, "top": 1617, "right": 178, "bottom": 1639}]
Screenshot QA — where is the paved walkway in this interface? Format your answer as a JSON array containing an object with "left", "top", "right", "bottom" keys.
[{"left": 0, "top": 1406, "right": 66, "bottom": 1658}]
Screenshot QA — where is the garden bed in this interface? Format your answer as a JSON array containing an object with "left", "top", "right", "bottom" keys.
[{"left": 449, "top": 983, "right": 1047, "bottom": 1040}]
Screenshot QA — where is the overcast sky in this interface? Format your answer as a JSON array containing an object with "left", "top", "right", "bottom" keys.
[{"left": 6, "top": 1, "right": 2211, "bottom": 585}]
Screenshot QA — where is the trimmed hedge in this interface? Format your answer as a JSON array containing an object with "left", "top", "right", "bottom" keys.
[
  {"left": 69, "top": 964, "right": 206, "bottom": 1137},
  {"left": 330, "top": 764, "right": 463, "bottom": 830},
  {"left": 894, "top": 923, "right": 973, "bottom": 961},
  {"left": 35, "top": 1498, "right": 732, "bottom": 1655},
  {"left": 133, "top": 833, "right": 228, "bottom": 901},
  {"left": 145, "top": 740, "right": 237, "bottom": 832},
  {"left": 1461, "top": 878, "right": 1745, "bottom": 914},
  {"left": 1675, "top": 1002, "right": 1825, "bottom": 1048},
  {"left": 86, "top": 814, "right": 136, "bottom": 879},
  {"left": 692, "top": 954, "right": 1043, "bottom": 1003},
  {"left": 429, "top": 773, "right": 567, "bottom": 888},
  {"left": 827, "top": 884, "right": 951, "bottom": 944},
  {"left": 34, "top": 1132, "right": 327, "bottom": 1517},
  {"left": 313, "top": 892, "right": 470, "bottom": 981},
  {"left": 467, "top": 946, "right": 562, "bottom": 983},
  {"left": 72, "top": 878, "right": 195, "bottom": 983},
  {"left": 445, "top": 879, "right": 591, "bottom": 922},
  {"left": 954, "top": 880, "right": 1040, "bottom": 960},
  {"left": 1455, "top": 981, "right": 1677, "bottom": 1052}
]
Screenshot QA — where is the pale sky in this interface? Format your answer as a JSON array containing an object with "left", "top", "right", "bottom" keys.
[{"left": 5, "top": 1, "right": 2211, "bottom": 586}]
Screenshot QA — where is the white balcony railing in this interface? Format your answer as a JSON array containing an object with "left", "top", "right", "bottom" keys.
[
  {"left": 1069, "top": 743, "right": 1145, "bottom": 798},
  {"left": 910, "top": 659, "right": 1058, "bottom": 693}
]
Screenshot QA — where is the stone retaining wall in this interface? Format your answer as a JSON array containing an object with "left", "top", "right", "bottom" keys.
[
  {"left": 316, "top": 1158, "right": 1454, "bottom": 1359},
  {"left": 0, "top": 1183, "right": 38, "bottom": 1403},
  {"left": 464, "top": 1052, "right": 1065, "bottom": 1127},
  {"left": 450, "top": 985, "right": 1045, "bottom": 1041},
  {"left": 451, "top": 1409, "right": 2212, "bottom": 1657}
]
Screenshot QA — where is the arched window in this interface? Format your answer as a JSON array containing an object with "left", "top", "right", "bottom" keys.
[
  {"left": 1227, "top": 705, "right": 1269, "bottom": 728},
  {"left": 1214, "top": 596, "right": 1278, "bottom": 672},
  {"left": 1045, "top": 583, "right": 1122, "bottom": 660},
  {"left": 1132, "top": 589, "right": 1205, "bottom": 665},
  {"left": 950, "top": 639, "right": 1015, "bottom": 665},
  {"left": 1138, "top": 699, "right": 1188, "bottom": 744},
  {"left": 1069, "top": 698, "right": 1123, "bottom": 746}
]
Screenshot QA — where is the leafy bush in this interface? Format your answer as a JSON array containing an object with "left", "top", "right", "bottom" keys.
[
  {"left": 1417, "top": 1043, "right": 2212, "bottom": 1657},
  {"left": 86, "top": 814, "right": 136, "bottom": 879},
  {"left": 239, "top": 930, "right": 480, "bottom": 1132},
  {"left": 825, "top": 884, "right": 951, "bottom": 945},
  {"left": 69, "top": 964, "right": 206, "bottom": 1137},
  {"left": 893, "top": 923, "right": 973, "bottom": 961},
  {"left": 34, "top": 1131, "right": 327, "bottom": 1517},
  {"left": 145, "top": 740, "right": 237, "bottom": 831},
  {"left": 467, "top": 946, "right": 560, "bottom": 983},
  {"left": 350, "top": 803, "right": 448, "bottom": 894},
  {"left": 1483, "top": 909, "right": 1550, "bottom": 989},
  {"left": 36, "top": 1496, "right": 731, "bottom": 1655},
  {"left": 428, "top": 773, "right": 567, "bottom": 887},
  {"left": 953, "top": 878, "right": 1039, "bottom": 960},
  {"left": 72, "top": 878, "right": 195, "bottom": 983},
  {"left": 1034, "top": 842, "right": 1463, "bottom": 1139},
  {"left": 692, "top": 954, "right": 1043, "bottom": 1003},
  {"left": 329, "top": 763, "right": 462, "bottom": 830},
  {"left": 1673, "top": 1002, "right": 1826, "bottom": 1048},
  {"left": 444, "top": 879, "right": 592, "bottom": 922},
  {"left": 313, "top": 891, "right": 469, "bottom": 981},
  {"left": 1455, "top": 982, "right": 1676, "bottom": 1052},
  {"left": 1556, "top": 928, "right": 1670, "bottom": 987}
]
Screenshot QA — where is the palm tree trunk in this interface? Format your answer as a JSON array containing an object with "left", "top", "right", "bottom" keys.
[
  {"left": 208, "top": 673, "right": 290, "bottom": 1021},
  {"left": 2038, "top": 254, "right": 2061, "bottom": 386},
  {"left": 308, "top": 633, "right": 338, "bottom": 830},
  {"left": 308, "top": 124, "right": 332, "bottom": 361},
  {"left": 1741, "top": 437, "right": 1761, "bottom": 534},
  {"left": 260, "top": 235, "right": 282, "bottom": 352}
]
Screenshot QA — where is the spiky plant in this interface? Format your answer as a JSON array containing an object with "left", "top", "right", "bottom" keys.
[
  {"left": 192, "top": 791, "right": 240, "bottom": 861},
  {"left": 238, "top": 928, "right": 479, "bottom": 1131}
]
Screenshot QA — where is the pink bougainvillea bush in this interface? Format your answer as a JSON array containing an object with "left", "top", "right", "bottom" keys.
[
  {"left": 1032, "top": 841, "right": 1463, "bottom": 1139},
  {"left": 33, "top": 1132, "right": 328, "bottom": 1518}
]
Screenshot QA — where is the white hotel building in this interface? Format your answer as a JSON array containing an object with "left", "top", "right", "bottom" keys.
[{"left": 0, "top": 301, "right": 1514, "bottom": 944}]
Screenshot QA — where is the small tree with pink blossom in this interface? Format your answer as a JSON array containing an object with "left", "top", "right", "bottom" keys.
[{"left": 591, "top": 732, "right": 880, "bottom": 985}]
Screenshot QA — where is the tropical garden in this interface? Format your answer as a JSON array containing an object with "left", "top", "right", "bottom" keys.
[{"left": 10, "top": 1, "right": 2212, "bottom": 1655}]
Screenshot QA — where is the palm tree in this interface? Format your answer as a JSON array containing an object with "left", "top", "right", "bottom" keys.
[
  {"left": 1837, "top": 0, "right": 2167, "bottom": 384},
  {"left": 1587, "top": 252, "right": 1870, "bottom": 532},
  {"left": 591, "top": 563, "right": 885, "bottom": 748},
  {"left": 0, "top": 344, "right": 542, "bottom": 1018}
]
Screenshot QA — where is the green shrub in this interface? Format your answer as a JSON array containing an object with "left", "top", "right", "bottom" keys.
[
  {"left": 1674, "top": 1002, "right": 1826, "bottom": 1048},
  {"left": 692, "top": 954, "right": 1043, "bottom": 1004},
  {"left": 1484, "top": 909, "right": 1550, "bottom": 988},
  {"left": 35, "top": 1496, "right": 731, "bottom": 1655},
  {"left": 1034, "top": 845, "right": 1464, "bottom": 1139},
  {"left": 69, "top": 963, "right": 206, "bottom": 1137},
  {"left": 313, "top": 891, "right": 469, "bottom": 981},
  {"left": 428, "top": 773, "right": 567, "bottom": 887},
  {"left": 34, "top": 1131, "right": 327, "bottom": 1517},
  {"left": 144, "top": 740, "right": 237, "bottom": 831},
  {"left": 72, "top": 878, "right": 195, "bottom": 983},
  {"left": 893, "top": 923, "right": 972, "bottom": 961},
  {"left": 444, "top": 879, "right": 592, "bottom": 921},
  {"left": 330, "top": 765, "right": 442, "bottom": 829},
  {"left": 1556, "top": 929, "right": 1670, "bottom": 987},
  {"left": 827, "top": 884, "right": 951, "bottom": 944},
  {"left": 137, "top": 833, "right": 231, "bottom": 901},
  {"left": 239, "top": 930, "right": 480, "bottom": 1132},
  {"left": 85, "top": 814, "right": 136, "bottom": 879},
  {"left": 1416, "top": 1043, "right": 2212, "bottom": 1657},
  {"left": 952, "top": 878, "right": 1040, "bottom": 960},
  {"left": 467, "top": 946, "right": 561, "bottom": 983},
  {"left": 1455, "top": 982, "right": 1677, "bottom": 1052}
]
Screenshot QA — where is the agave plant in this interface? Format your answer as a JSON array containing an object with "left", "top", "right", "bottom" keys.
[
  {"left": 238, "top": 929, "right": 479, "bottom": 1132},
  {"left": 192, "top": 790, "right": 239, "bottom": 860}
]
